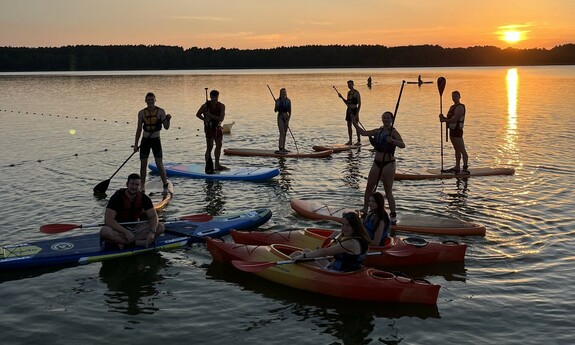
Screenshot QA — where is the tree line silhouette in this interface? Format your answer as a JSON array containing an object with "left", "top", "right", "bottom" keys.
[{"left": 0, "top": 44, "right": 573, "bottom": 71}]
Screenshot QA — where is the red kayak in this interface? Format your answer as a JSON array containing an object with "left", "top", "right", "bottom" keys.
[
  {"left": 231, "top": 228, "right": 466, "bottom": 267},
  {"left": 206, "top": 238, "right": 440, "bottom": 304}
]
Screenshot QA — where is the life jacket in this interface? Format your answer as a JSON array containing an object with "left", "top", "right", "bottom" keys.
[
  {"left": 275, "top": 98, "right": 290, "bottom": 113},
  {"left": 143, "top": 107, "right": 162, "bottom": 133},
  {"left": 328, "top": 237, "right": 369, "bottom": 272},
  {"left": 206, "top": 101, "right": 223, "bottom": 128},
  {"left": 347, "top": 90, "right": 359, "bottom": 105},
  {"left": 364, "top": 211, "right": 391, "bottom": 246},
  {"left": 446, "top": 103, "right": 465, "bottom": 130},
  {"left": 369, "top": 127, "right": 396, "bottom": 154},
  {"left": 115, "top": 189, "right": 144, "bottom": 223}
]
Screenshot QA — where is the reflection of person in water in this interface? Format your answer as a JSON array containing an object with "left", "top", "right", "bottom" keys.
[
  {"left": 99, "top": 253, "right": 166, "bottom": 315},
  {"left": 276, "top": 157, "right": 292, "bottom": 192},
  {"left": 203, "top": 179, "right": 225, "bottom": 214}
]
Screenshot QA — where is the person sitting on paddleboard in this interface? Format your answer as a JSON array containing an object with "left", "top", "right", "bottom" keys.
[
  {"left": 134, "top": 92, "right": 171, "bottom": 195},
  {"left": 290, "top": 212, "right": 370, "bottom": 272},
  {"left": 440, "top": 90, "right": 469, "bottom": 174},
  {"left": 100, "top": 173, "right": 165, "bottom": 249},
  {"left": 274, "top": 88, "right": 292, "bottom": 154},
  {"left": 352, "top": 111, "right": 405, "bottom": 224},
  {"left": 196, "top": 89, "right": 227, "bottom": 174}
]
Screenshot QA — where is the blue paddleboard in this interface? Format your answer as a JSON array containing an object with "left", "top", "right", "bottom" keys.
[
  {"left": 149, "top": 162, "right": 280, "bottom": 181},
  {"left": 0, "top": 208, "right": 272, "bottom": 271}
]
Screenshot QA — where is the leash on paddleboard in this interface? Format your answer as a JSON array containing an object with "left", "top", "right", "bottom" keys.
[{"left": 267, "top": 85, "right": 299, "bottom": 153}]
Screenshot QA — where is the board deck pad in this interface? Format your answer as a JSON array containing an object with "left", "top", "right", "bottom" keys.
[
  {"left": 149, "top": 162, "right": 280, "bottom": 181},
  {"left": 224, "top": 148, "right": 333, "bottom": 158},
  {"left": 312, "top": 143, "right": 364, "bottom": 153}
]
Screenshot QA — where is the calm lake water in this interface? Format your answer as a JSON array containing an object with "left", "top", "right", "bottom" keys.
[{"left": 1, "top": 66, "right": 574, "bottom": 344}]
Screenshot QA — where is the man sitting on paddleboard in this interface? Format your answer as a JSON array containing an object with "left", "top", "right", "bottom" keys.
[{"left": 100, "top": 173, "right": 165, "bottom": 249}]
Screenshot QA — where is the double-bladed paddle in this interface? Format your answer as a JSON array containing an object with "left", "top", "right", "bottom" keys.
[
  {"left": 231, "top": 247, "right": 417, "bottom": 273},
  {"left": 40, "top": 213, "right": 214, "bottom": 234},
  {"left": 437, "top": 77, "right": 447, "bottom": 170}
]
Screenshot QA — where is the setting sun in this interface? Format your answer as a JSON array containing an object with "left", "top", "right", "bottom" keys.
[{"left": 503, "top": 30, "right": 522, "bottom": 43}]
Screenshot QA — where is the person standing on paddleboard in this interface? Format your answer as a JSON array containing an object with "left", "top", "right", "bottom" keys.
[
  {"left": 353, "top": 111, "right": 405, "bottom": 224},
  {"left": 196, "top": 89, "right": 227, "bottom": 174},
  {"left": 337, "top": 80, "right": 362, "bottom": 145},
  {"left": 440, "top": 90, "right": 469, "bottom": 174},
  {"left": 100, "top": 173, "right": 165, "bottom": 249},
  {"left": 134, "top": 92, "right": 171, "bottom": 195},
  {"left": 274, "top": 88, "right": 292, "bottom": 154}
]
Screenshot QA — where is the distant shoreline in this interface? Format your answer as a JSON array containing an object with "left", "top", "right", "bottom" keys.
[{"left": 1, "top": 44, "right": 574, "bottom": 72}]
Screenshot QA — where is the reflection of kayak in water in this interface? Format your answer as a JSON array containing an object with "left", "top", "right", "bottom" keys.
[{"left": 406, "top": 81, "right": 433, "bottom": 85}]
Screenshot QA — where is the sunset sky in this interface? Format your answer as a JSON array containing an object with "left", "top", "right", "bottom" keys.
[{"left": 1, "top": 0, "right": 573, "bottom": 50}]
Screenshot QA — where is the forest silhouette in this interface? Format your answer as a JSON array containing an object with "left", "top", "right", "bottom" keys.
[{"left": 1, "top": 44, "right": 573, "bottom": 71}]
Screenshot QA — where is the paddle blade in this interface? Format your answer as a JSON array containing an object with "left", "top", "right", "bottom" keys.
[
  {"left": 40, "top": 223, "right": 80, "bottom": 234},
  {"left": 179, "top": 214, "right": 214, "bottom": 222},
  {"left": 232, "top": 260, "right": 278, "bottom": 272},
  {"left": 437, "top": 77, "right": 446, "bottom": 96},
  {"left": 93, "top": 179, "right": 111, "bottom": 195}
]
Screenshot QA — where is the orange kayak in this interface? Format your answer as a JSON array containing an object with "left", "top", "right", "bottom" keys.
[
  {"left": 206, "top": 238, "right": 441, "bottom": 304},
  {"left": 290, "top": 199, "right": 486, "bottom": 236},
  {"left": 230, "top": 228, "right": 467, "bottom": 267}
]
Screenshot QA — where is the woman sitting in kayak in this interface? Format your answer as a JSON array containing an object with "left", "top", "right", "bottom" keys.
[
  {"left": 290, "top": 212, "right": 371, "bottom": 272},
  {"left": 323, "top": 192, "right": 391, "bottom": 247},
  {"left": 363, "top": 192, "right": 391, "bottom": 246}
]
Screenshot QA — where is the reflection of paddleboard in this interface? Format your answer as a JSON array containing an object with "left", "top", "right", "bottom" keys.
[
  {"left": 395, "top": 167, "right": 515, "bottom": 180},
  {"left": 290, "top": 199, "right": 486, "bottom": 236},
  {"left": 149, "top": 162, "right": 279, "bottom": 181},
  {"left": 145, "top": 180, "right": 174, "bottom": 211},
  {"left": 312, "top": 143, "right": 364, "bottom": 153},
  {"left": 224, "top": 148, "right": 333, "bottom": 158}
]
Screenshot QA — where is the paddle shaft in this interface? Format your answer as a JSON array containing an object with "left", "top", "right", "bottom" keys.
[
  {"left": 437, "top": 77, "right": 446, "bottom": 170},
  {"left": 40, "top": 214, "right": 214, "bottom": 233},
  {"left": 267, "top": 85, "right": 299, "bottom": 153}
]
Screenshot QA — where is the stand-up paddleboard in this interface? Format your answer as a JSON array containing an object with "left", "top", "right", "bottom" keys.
[
  {"left": 290, "top": 199, "right": 485, "bottom": 236},
  {"left": 395, "top": 167, "right": 515, "bottom": 181},
  {"left": 0, "top": 208, "right": 273, "bottom": 271},
  {"left": 145, "top": 180, "right": 174, "bottom": 211},
  {"left": 406, "top": 81, "right": 433, "bottom": 85},
  {"left": 149, "top": 162, "right": 279, "bottom": 182},
  {"left": 312, "top": 143, "right": 364, "bottom": 153},
  {"left": 224, "top": 148, "right": 333, "bottom": 158}
]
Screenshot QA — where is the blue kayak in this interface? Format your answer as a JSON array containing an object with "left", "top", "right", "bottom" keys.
[
  {"left": 0, "top": 208, "right": 272, "bottom": 271},
  {"left": 149, "top": 162, "right": 280, "bottom": 181}
]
